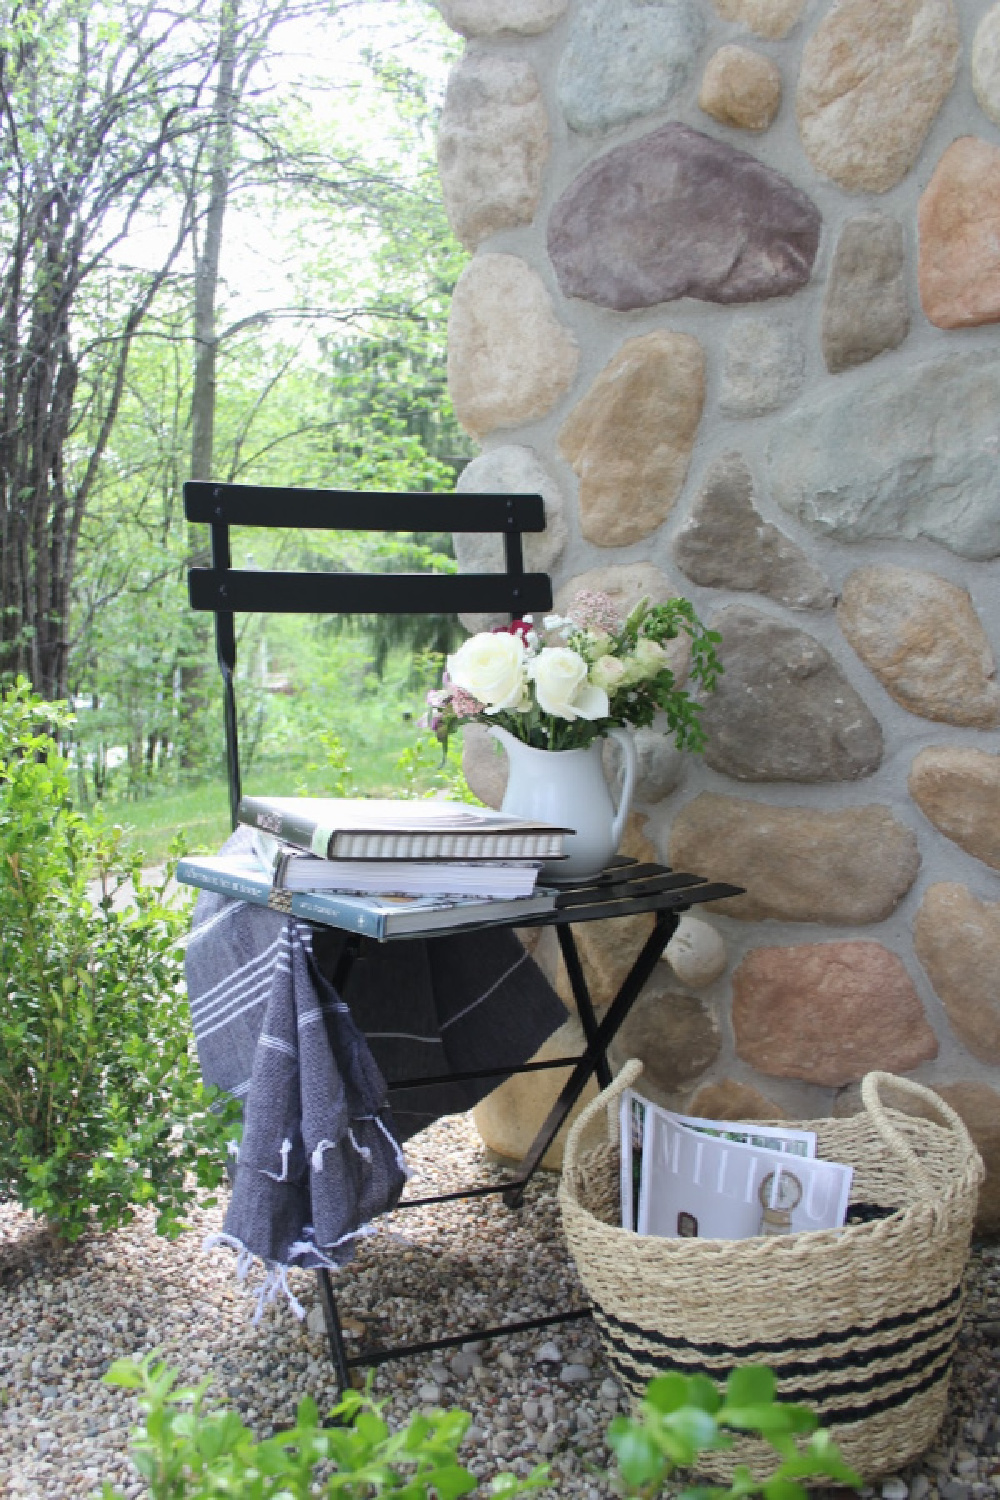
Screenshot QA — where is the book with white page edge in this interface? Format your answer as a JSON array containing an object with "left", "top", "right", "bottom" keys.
[
  {"left": 237, "top": 794, "right": 570, "bottom": 862},
  {"left": 250, "top": 829, "right": 542, "bottom": 898},
  {"left": 634, "top": 1099, "right": 852, "bottom": 1241}
]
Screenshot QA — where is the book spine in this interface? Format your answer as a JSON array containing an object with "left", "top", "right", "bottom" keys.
[
  {"left": 175, "top": 860, "right": 292, "bottom": 913},
  {"left": 237, "top": 796, "right": 326, "bottom": 856},
  {"left": 291, "top": 890, "right": 385, "bottom": 939}
]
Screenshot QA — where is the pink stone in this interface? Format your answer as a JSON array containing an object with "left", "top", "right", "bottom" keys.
[
  {"left": 732, "top": 942, "right": 938, "bottom": 1085},
  {"left": 918, "top": 136, "right": 1000, "bottom": 329}
]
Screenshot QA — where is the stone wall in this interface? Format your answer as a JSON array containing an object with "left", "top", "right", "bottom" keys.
[{"left": 433, "top": 0, "right": 1000, "bottom": 1230}]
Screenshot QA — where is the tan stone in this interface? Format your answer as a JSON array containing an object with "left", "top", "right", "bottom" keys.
[
  {"left": 797, "top": 0, "right": 960, "bottom": 194},
  {"left": 973, "top": 4, "right": 1000, "bottom": 126},
  {"left": 699, "top": 45, "right": 782, "bottom": 131},
  {"left": 435, "top": 0, "right": 568, "bottom": 36},
  {"left": 712, "top": 0, "right": 804, "bottom": 40},
  {"left": 838, "top": 566, "right": 1000, "bottom": 729},
  {"left": 608, "top": 986, "right": 721, "bottom": 1104},
  {"left": 732, "top": 942, "right": 938, "bottom": 1086},
  {"left": 558, "top": 817, "right": 658, "bottom": 1011},
  {"left": 909, "top": 747, "right": 1000, "bottom": 871},
  {"left": 437, "top": 52, "right": 549, "bottom": 251},
  {"left": 914, "top": 883, "right": 1000, "bottom": 1065},
  {"left": 555, "top": 563, "right": 691, "bottom": 684},
  {"left": 686, "top": 1078, "right": 786, "bottom": 1120},
  {"left": 471, "top": 1016, "right": 598, "bottom": 1171},
  {"left": 918, "top": 137, "right": 1000, "bottom": 330},
  {"left": 447, "top": 254, "right": 579, "bottom": 441},
  {"left": 558, "top": 332, "right": 705, "bottom": 549},
  {"left": 668, "top": 794, "right": 921, "bottom": 924}
]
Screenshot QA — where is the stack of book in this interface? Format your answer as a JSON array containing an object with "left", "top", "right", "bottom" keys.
[
  {"left": 176, "top": 794, "right": 571, "bottom": 939},
  {"left": 620, "top": 1087, "right": 854, "bottom": 1240}
]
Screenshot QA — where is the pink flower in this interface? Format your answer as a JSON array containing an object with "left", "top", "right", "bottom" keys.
[
  {"left": 568, "top": 590, "right": 622, "bottom": 634},
  {"left": 450, "top": 686, "right": 484, "bottom": 719}
]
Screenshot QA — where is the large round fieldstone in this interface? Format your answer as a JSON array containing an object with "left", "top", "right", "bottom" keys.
[
  {"left": 700, "top": 605, "right": 883, "bottom": 783},
  {"left": 766, "top": 354, "right": 1000, "bottom": 561},
  {"left": 838, "top": 566, "right": 1000, "bottom": 729},
  {"left": 686, "top": 1077, "right": 786, "bottom": 1120},
  {"left": 918, "top": 137, "right": 1000, "bottom": 330},
  {"left": 547, "top": 123, "right": 820, "bottom": 311},
  {"left": 908, "top": 746, "right": 1000, "bottom": 871},
  {"left": 796, "top": 0, "right": 960, "bottom": 194},
  {"left": 447, "top": 254, "right": 579, "bottom": 440},
  {"left": 821, "top": 215, "right": 909, "bottom": 372},
  {"left": 673, "top": 452, "right": 833, "bottom": 609},
  {"left": 437, "top": 51, "right": 550, "bottom": 251},
  {"left": 667, "top": 794, "right": 920, "bottom": 924},
  {"left": 732, "top": 942, "right": 938, "bottom": 1086},
  {"left": 607, "top": 983, "right": 721, "bottom": 1102},
  {"left": 914, "top": 883, "right": 1000, "bottom": 1065},
  {"left": 454, "top": 446, "right": 569, "bottom": 579},
  {"left": 435, "top": 0, "right": 568, "bottom": 36},
  {"left": 558, "top": 331, "right": 705, "bottom": 546},
  {"left": 712, "top": 0, "right": 804, "bottom": 40},
  {"left": 557, "top": 0, "right": 705, "bottom": 136}
]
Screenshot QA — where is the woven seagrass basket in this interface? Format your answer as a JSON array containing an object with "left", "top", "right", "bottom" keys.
[{"left": 559, "top": 1061, "right": 984, "bottom": 1481}]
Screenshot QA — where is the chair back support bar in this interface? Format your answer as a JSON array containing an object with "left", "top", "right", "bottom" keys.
[{"left": 183, "top": 480, "right": 554, "bottom": 828}]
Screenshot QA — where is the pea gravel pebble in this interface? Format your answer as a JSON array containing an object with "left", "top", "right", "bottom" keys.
[{"left": 1, "top": 1113, "right": 998, "bottom": 1499}]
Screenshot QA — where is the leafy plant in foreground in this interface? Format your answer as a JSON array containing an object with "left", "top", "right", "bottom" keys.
[
  {"left": 100, "top": 1352, "right": 549, "bottom": 1498},
  {"left": 0, "top": 678, "right": 240, "bottom": 1240}
]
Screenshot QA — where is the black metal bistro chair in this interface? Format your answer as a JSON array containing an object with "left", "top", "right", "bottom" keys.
[{"left": 184, "top": 478, "right": 742, "bottom": 1388}]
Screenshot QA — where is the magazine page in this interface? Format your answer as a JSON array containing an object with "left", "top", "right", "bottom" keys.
[
  {"left": 637, "top": 1107, "right": 853, "bottom": 1242},
  {"left": 667, "top": 1109, "right": 817, "bottom": 1159},
  {"left": 619, "top": 1091, "right": 649, "bottom": 1232}
]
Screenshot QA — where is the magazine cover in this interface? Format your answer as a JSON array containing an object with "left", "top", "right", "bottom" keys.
[{"left": 637, "top": 1105, "right": 853, "bottom": 1241}]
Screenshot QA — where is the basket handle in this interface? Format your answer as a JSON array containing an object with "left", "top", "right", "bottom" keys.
[
  {"left": 860, "top": 1070, "right": 978, "bottom": 1194},
  {"left": 562, "top": 1058, "right": 643, "bottom": 1180}
]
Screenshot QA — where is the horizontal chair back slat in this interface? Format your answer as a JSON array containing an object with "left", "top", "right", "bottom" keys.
[
  {"left": 188, "top": 568, "right": 553, "bottom": 616},
  {"left": 184, "top": 480, "right": 547, "bottom": 533}
]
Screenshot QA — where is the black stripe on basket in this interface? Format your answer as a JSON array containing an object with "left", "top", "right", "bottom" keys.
[
  {"left": 596, "top": 1321, "right": 956, "bottom": 1427},
  {"left": 590, "top": 1277, "right": 963, "bottom": 1363}
]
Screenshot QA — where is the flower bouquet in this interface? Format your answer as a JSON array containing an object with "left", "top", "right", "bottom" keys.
[{"left": 424, "top": 591, "right": 721, "bottom": 755}]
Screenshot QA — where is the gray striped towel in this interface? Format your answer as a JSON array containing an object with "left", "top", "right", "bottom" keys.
[{"left": 185, "top": 833, "right": 567, "bottom": 1318}]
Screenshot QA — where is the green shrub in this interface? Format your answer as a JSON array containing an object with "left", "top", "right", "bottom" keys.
[
  {"left": 0, "top": 678, "right": 239, "bottom": 1241},
  {"left": 99, "top": 1354, "right": 862, "bottom": 1500}
]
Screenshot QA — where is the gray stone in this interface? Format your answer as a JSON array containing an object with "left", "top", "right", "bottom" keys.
[
  {"left": 560, "top": 1363, "right": 591, "bottom": 1384},
  {"left": 822, "top": 215, "right": 909, "bottom": 373},
  {"left": 607, "top": 983, "right": 721, "bottom": 1099},
  {"left": 668, "top": 794, "right": 921, "bottom": 924},
  {"left": 720, "top": 317, "right": 805, "bottom": 416},
  {"left": 437, "top": 51, "right": 549, "bottom": 250},
  {"left": 447, "top": 254, "right": 579, "bottom": 441},
  {"left": 700, "top": 605, "right": 883, "bottom": 782},
  {"left": 838, "top": 567, "right": 1000, "bottom": 729},
  {"left": 796, "top": 0, "right": 960, "bottom": 194},
  {"left": 973, "top": 6, "right": 1000, "bottom": 126},
  {"left": 461, "top": 722, "right": 506, "bottom": 809},
  {"left": 766, "top": 354, "right": 1000, "bottom": 560},
  {"left": 674, "top": 452, "right": 833, "bottom": 609},
  {"left": 548, "top": 123, "right": 820, "bottom": 311},
  {"left": 632, "top": 727, "right": 686, "bottom": 803},
  {"left": 435, "top": 0, "right": 568, "bottom": 36},
  {"left": 558, "top": 0, "right": 705, "bottom": 136},
  {"left": 454, "top": 446, "right": 569, "bottom": 579}
]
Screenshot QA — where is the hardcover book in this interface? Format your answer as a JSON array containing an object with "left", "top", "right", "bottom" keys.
[
  {"left": 176, "top": 853, "right": 558, "bottom": 941},
  {"left": 236, "top": 794, "right": 569, "bottom": 862},
  {"left": 250, "top": 829, "right": 542, "bottom": 899}
]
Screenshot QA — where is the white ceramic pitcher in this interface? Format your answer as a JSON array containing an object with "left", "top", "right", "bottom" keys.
[{"left": 489, "top": 724, "right": 638, "bottom": 882}]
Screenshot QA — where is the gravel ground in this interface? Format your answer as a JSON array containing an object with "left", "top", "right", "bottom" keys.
[{"left": 1, "top": 1113, "right": 998, "bottom": 1500}]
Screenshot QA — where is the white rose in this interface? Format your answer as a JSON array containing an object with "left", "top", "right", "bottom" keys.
[
  {"left": 447, "top": 631, "right": 527, "bottom": 712},
  {"left": 590, "top": 654, "right": 627, "bottom": 693},
  {"left": 629, "top": 637, "right": 670, "bottom": 681},
  {"left": 529, "top": 647, "right": 610, "bottom": 721}
]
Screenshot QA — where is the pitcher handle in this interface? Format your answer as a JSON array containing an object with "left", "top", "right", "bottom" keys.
[{"left": 607, "top": 728, "right": 637, "bottom": 851}]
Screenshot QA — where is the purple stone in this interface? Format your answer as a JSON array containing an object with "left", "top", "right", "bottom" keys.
[{"left": 548, "top": 122, "right": 821, "bottom": 310}]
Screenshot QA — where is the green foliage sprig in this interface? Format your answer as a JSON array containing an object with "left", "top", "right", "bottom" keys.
[
  {"left": 100, "top": 1352, "right": 549, "bottom": 1499},
  {"left": 0, "top": 678, "right": 240, "bottom": 1240}
]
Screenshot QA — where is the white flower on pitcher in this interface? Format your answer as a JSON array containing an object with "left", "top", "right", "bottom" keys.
[
  {"left": 447, "top": 631, "right": 528, "bottom": 713},
  {"left": 529, "top": 647, "right": 609, "bottom": 721}
]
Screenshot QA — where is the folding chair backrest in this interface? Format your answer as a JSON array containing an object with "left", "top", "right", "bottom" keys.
[{"left": 184, "top": 480, "right": 554, "bottom": 828}]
